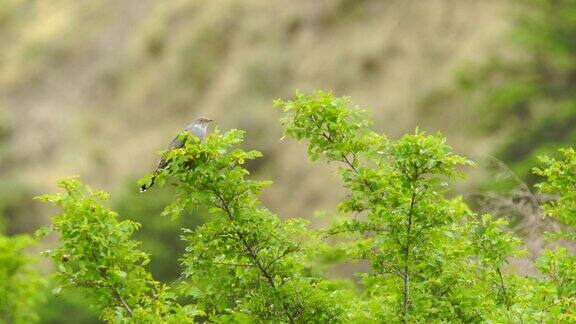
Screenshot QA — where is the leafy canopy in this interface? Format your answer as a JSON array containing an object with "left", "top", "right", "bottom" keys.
[{"left": 24, "top": 91, "right": 576, "bottom": 323}]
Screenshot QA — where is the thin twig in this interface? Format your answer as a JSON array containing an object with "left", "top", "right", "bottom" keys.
[{"left": 114, "top": 289, "right": 134, "bottom": 316}]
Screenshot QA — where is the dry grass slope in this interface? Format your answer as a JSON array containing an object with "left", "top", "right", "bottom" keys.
[{"left": 0, "top": 0, "right": 508, "bottom": 227}]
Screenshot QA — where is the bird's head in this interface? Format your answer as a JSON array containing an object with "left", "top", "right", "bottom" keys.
[
  {"left": 186, "top": 117, "right": 213, "bottom": 140},
  {"left": 195, "top": 117, "right": 213, "bottom": 125}
]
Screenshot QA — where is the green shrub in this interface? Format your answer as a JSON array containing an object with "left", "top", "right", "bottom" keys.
[
  {"left": 29, "top": 91, "right": 575, "bottom": 322},
  {"left": 35, "top": 178, "right": 191, "bottom": 322}
]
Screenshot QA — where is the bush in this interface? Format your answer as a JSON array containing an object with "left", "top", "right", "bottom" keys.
[{"left": 29, "top": 91, "right": 575, "bottom": 322}]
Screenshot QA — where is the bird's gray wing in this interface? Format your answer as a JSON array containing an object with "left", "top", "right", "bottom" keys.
[
  {"left": 157, "top": 135, "right": 185, "bottom": 169},
  {"left": 190, "top": 125, "right": 206, "bottom": 141}
]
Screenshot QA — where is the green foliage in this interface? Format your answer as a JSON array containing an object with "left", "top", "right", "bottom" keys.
[
  {"left": 153, "top": 128, "right": 348, "bottom": 322},
  {"left": 534, "top": 148, "right": 576, "bottom": 230},
  {"left": 467, "top": 215, "right": 528, "bottom": 322},
  {"left": 276, "top": 91, "right": 576, "bottom": 322},
  {"left": 113, "top": 180, "right": 206, "bottom": 282},
  {"left": 27, "top": 91, "right": 576, "bottom": 322},
  {"left": 0, "top": 233, "right": 43, "bottom": 323},
  {"left": 36, "top": 177, "right": 191, "bottom": 322},
  {"left": 37, "top": 177, "right": 198, "bottom": 324},
  {"left": 277, "top": 91, "right": 484, "bottom": 321},
  {"left": 529, "top": 148, "right": 576, "bottom": 321}
]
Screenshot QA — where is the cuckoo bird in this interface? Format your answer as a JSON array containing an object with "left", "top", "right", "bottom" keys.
[{"left": 140, "top": 117, "right": 212, "bottom": 192}]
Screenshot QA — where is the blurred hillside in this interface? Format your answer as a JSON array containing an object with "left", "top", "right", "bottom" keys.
[{"left": 0, "top": 0, "right": 509, "bottom": 236}]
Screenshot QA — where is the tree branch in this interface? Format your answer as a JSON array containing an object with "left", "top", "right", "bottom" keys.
[
  {"left": 211, "top": 187, "right": 296, "bottom": 324},
  {"left": 114, "top": 288, "right": 134, "bottom": 317}
]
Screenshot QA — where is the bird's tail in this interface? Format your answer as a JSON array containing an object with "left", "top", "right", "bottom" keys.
[{"left": 140, "top": 170, "right": 159, "bottom": 193}]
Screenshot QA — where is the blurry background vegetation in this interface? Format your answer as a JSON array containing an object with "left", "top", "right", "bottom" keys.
[{"left": 0, "top": 0, "right": 573, "bottom": 322}]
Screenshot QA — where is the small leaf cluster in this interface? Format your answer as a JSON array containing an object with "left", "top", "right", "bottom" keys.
[
  {"left": 534, "top": 148, "right": 576, "bottom": 230},
  {"left": 530, "top": 148, "right": 576, "bottom": 321}
]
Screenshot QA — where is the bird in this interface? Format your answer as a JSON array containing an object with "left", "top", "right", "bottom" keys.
[{"left": 140, "top": 117, "right": 212, "bottom": 193}]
